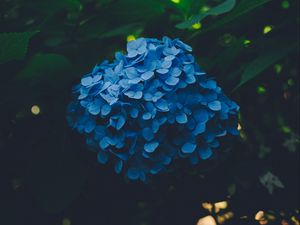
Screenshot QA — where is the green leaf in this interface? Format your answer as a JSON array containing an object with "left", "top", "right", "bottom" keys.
[
  {"left": 0, "top": 31, "right": 39, "bottom": 64},
  {"left": 17, "top": 53, "right": 72, "bottom": 80},
  {"left": 176, "top": 0, "right": 236, "bottom": 29},
  {"left": 85, "top": 23, "right": 143, "bottom": 39},
  {"left": 110, "top": 0, "right": 165, "bottom": 21},
  {"left": 188, "top": 0, "right": 272, "bottom": 38},
  {"left": 206, "top": 0, "right": 272, "bottom": 31},
  {"left": 234, "top": 40, "right": 298, "bottom": 90},
  {"left": 98, "top": 23, "right": 142, "bottom": 39},
  {"left": 27, "top": 0, "right": 82, "bottom": 15}
]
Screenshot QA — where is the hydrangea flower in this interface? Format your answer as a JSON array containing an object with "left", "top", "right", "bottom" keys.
[{"left": 67, "top": 36, "right": 240, "bottom": 181}]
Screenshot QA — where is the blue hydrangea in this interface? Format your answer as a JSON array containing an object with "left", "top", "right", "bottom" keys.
[{"left": 67, "top": 36, "right": 240, "bottom": 181}]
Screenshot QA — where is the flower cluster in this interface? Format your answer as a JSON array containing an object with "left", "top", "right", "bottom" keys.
[{"left": 67, "top": 36, "right": 239, "bottom": 181}]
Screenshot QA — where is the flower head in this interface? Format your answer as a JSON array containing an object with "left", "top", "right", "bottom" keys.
[{"left": 67, "top": 37, "right": 240, "bottom": 181}]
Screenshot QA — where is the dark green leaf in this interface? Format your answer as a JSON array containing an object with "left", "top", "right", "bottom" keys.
[
  {"left": 189, "top": 0, "right": 272, "bottom": 38},
  {"left": 176, "top": 0, "right": 236, "bottom": 29},
  {"left": 86, "top": 23, "right": 142, "bottom": 39},
  {"left": 206, "top": 0, "right": 272, "bottom": 31},
  {"left": 27, "top": 0, "right": 82, "bottom": 15},
  {"left": 0, "top": 31, "right": 39, "bottom": 64},
  {"left": 17, "top": 53, "right": 72, "bottom": 80},
  {"left": 110, "top": 0, "right": 165, "bottom": 21},
  {"left": 234, "top": 40, "right": 298, "bottom": 90}
]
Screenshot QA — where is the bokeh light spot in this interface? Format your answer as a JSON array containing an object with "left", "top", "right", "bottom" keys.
[
  {"left": 255, "top": 210, "right": 265, "bottom": 220},
  {"left": 287, "top": 78, "right": 295, "bottom": 86},
  {"left": 281, "top": 1, "right": 290, "bottom": 9},
  {"left": 274, "top": 64, "right": 282, "bottom": 74},
  {"left": 202, "top": 202, "right": 213, "bottom": 212},
  {"left": 171, "top": 0, "right": 180, "bottom": 4},
  {"left": 62, "top": 218, "right": 71, "bottom": 225},
  {"left": 217, "top": 212, "right": 234, "bottom": 224},
  {"left": 214, "top": 201, "right": 228, "bottom": 213},
  {"left": 127, "top": 35, "right": 136, "bottom": 42},
  {"left": 237, "top": 123, "right": 242, "bottom": 131},
  {"left": 192, "top": 22, "right": 202, "bottom": 30},
  {"left": 243, "top": 39, "right": 251, "bottom": 46},
  {"left": 257, "top": 86, "right": 266, "bottom": 94},
  {"left": 197, "top": 216, "right": 217, "bottom": 225},
  {"left": 31, "top": 105, "right": 41, "bottom": 115},
  {"left": 263, "top": 26, "right": 273, "bottom": 34},
  {"left": 201, "top": 6, "right": 210, "bottom": 12},
  {"left": 281, "top": 126, "right": 291, "bottom": 134}
]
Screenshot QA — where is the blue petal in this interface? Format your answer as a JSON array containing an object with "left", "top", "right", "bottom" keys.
[
  {"left": 97, "top": 151, "right": 109, "bottom": 164},
  {"left": 101, "top": 104, "right": 111, "bottom": 116},
  {"left": 194, "top": 109, "right": 209, "bottom": 122},
  {"left": 227, "top": 127, "right": 239, "bottom": 135},
  {"left": 128, "top": 77, "right": 142, "bottom": 84},
  {"left": 157, "top": 68, "right": 169, "bottom": 74},
  {"left": 133, "top": 91, "right": 143, "bottom": 99},
  {"left": 177, "top": 81, "right": 187, "bottom": 89},
  {"left": 165, "top": 76, "right": 179, "bottom": 86},
  {"left": 186, "top": 118, "right": 196, "bottom": 130},
  {"left": 141, "top": 71, "right": 154, "bottom": 80},
  {"left": 163, "top": 46, "right": 180, "bottom": 56},
  {"left": 125, "top": 67, "right": 138, "bottom": 79},
  {"left": 170, "top": 67, "right": 182, "bottom": 77},
  {"left": 176, "top": 112, "right": 188, "bottom": 124},
  {"left": 84, "top": 120, "right": 96, "bottom": 133},
  {"left": 158, "top": 116, "right": 167, "bottom": 125},
  {"left": 150, "top": 165, "right": 163, "bottom": 175},
  {"left": 142, "top": 127, "right": 154, "bottom": 141},
  {"left": 88, "top": 102, "right": 101, "bottom": 115},
  {"left": 130, "top": 108, "right": 139, "bottom": 118},
  {"left": 164, "top": 55, "right": 175, "bottom": 61},
  {"left": 161, "top": 60, "right": 172, "bottom": 69},
  {"left": 185, "top": 74, "right": 196, "bottom": 84},
  {"left": 155, "top": 99, "right": 169, "bottom": 111},
  {"left": 127, "top": 168, "right": 139, "bottom": 180},
  {"left": 175, "top": 39, "right": 192, "bottom": 52},
  {"left": 161, "top": 155, "right": 172, "bottom": 165},
  {"left": 100, "top": 93, "right": 118, "bottom": 105},
  {"left": 181, "top": 142, "right": 197, "bottom": 153},
  {"left": 114, "top": 160, "right": 123, "bottom": 174},
  {"left": 152, "top": 120, "right": 160, "bottom": 133},
  {"left": 100, "top": 137, "right": 110, "bottom": 149},
  {"left": 119, "top": 79, "right": 130, "bottom": 88},
  {"left": 124, "top": 91, "right": 135, "bottom": 98},
  {"left": 144, "top": 141, "right": 159, "bottom": 153},
  {"left": 127, "top": 50, "right": 138, "bottom": 58},
  {"left": 208, "top": 101, "right": 221, "bottom": 111},
  {"left": 81, "top": 76, "right": 93, "bottom": 86},
  {"left": 142, "top": 112, "right": 152, "bottom": 120},
  {"left": 200, "top": 80, "right": 217, "bottom": 89},
  {"left": 93, "top": 74, "right": 102, "bottom": 83},
  {"left": 124, "top": 91, "right": 143, "bottom": 99},
  {"left": 199, "top": 147, "right": 213, "bottom": 159},
  {"left": 193, "top": 122, "right": 206, "bottom": 135},
  {"left": 116, "top": 115, "right": 126, "bottom": 130}
]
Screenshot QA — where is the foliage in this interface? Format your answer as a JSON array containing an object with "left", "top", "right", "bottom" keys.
[
  {"left": 0, "top": 31, "right": 39, "bottom": 63},
  {"left": 0, "top": 0, "right": 299, "bottom": 225}
]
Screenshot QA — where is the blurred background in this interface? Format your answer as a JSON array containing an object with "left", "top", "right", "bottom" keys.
[{"left": 0, "top": 0, "right": 299, "bottom": 225}]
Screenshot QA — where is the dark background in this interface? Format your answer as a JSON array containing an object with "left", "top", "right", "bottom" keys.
[{"left": 0, "top": 0, "right": 299, "bottom": 225}]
